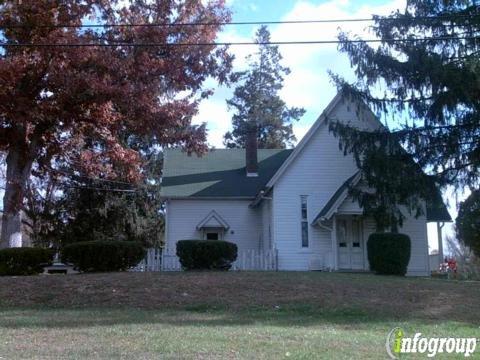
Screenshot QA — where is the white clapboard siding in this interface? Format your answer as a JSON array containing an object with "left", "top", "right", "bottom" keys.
[
  {"left": 273, "top": 99, "right": 368, "bottom": 271},
  {"left": 429, "top": 254, "right": 440, "bottom": 272},
  {"left": 165, "top": 199, "right": 262, "bottom": 253},
  {"left": 397, "top": 212, "right": 430, "bottom": 276}
]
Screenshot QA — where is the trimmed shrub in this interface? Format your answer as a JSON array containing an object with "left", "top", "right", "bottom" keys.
[
  {"left": 456, "top": 190, "right": 480, "bottom": 258},
  {"left": 0, "top": 247, "right": 54, "bottom": 276},
  {"left": 367, "top": 233, "right": 411, "bottom": 276},
  {"left": 176, "top": 240, "right": 238, "bottom": 270},
  {"left": 61, "top": 241, "right": 145, "bottom": 273}
]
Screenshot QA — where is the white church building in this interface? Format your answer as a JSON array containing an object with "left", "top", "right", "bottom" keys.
[{"left": 161, "top": 93, "right": 451, "bottom": 275}]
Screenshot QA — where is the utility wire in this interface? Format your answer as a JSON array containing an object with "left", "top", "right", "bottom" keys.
[
  {"left": 64, "top": 184, "right": 138, "bottom": 193},
  {"left": 1, "top": 36, "right": 478, "bottom": 48},
  {"left": 49, "top": 167, "right": 161, "bottom": 192},
  {"left": 1, "top": 14, "right": 480, "bottom": 29},
  {"left": 51, "top": 167, "right": 138, "bottom": 187}
]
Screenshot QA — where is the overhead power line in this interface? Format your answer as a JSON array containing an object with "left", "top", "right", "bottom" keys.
[
  {"left": 49, "top": 167, "right": 161, "bottom": 192},
  {"left": 51, "top": 167, "right": 137, "bottom": 187},
  {"left": 65, "top": 185, "right": 137, "bottom": 193},
  {"left": 1, "top": 36, "right": 478, "bottom": 48},
  {"left": 1, "top": 14, "right": 479, "bottom": 29}
]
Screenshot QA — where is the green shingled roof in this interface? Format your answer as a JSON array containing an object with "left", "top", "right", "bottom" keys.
[
  {"left": 161, "top": 149, "right": 293, "bottom": 198},
  {"left": 162, "top": 148, "right": 451, "bottom": 222}
]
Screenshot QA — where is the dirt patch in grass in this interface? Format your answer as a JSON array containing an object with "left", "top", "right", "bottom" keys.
[{"left": 0, "top": 272, "right": 478, "bottom": 324}]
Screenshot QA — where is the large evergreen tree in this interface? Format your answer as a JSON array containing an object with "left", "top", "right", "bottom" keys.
[
  {"left": 456, "top": 190, "right": 480, "bottom": 257},
  {"left": 331, "top": 0, "right": 480, "bottom": 230},
  {"left": 224, "top": 26, "right": 305, "bottom": 149}
]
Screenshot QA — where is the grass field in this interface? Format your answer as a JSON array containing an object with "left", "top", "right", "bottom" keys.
[{"left": 0, "top": 272, "right": 478, "bottom": 359}]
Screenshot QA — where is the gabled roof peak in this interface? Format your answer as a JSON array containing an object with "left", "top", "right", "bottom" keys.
[
  {"left": 265, "top": 92, "right": 381, "bottom": 189},
  {"left": 196, "top": 210, "right": 230, "bottom": 230}
]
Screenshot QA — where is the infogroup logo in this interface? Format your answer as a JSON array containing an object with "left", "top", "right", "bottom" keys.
[{"left": 386, "top": 327, "right": 478, "bottom": 358}]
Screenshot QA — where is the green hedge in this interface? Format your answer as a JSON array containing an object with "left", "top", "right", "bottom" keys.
[
  {"left": 61, "top": 241, "right": 145, "bottom": 273},
  {"left": 176, "top": 240, "right": 238, "bottom": 270},
  {"left": 0, "top": 247, "right": 54, "bottom": 276},
  {"left": 367, "top": 233, "right": 411, "bottom": 276}
]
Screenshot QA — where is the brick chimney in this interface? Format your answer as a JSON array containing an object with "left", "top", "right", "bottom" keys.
[{"left": 245, "top": 122, "right": 258, "bottom": 177}]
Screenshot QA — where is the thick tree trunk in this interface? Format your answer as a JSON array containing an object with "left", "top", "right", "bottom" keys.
[{"left": 0, "top": 147, "right": 34, "bottom": 248}]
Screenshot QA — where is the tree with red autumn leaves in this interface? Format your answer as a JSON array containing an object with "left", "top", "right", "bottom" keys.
[{"left": 0, "top": 0, "right": 232, "bottom": 248}]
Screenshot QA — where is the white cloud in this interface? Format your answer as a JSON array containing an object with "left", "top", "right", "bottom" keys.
[
  {"left": 195, "top": 0, "right": 407, "bottom": 148},
  {"left": 193, "top": 92, "right": 231, "bottom": 148},
  {"left": 292, "top": 123, "right": 311, "bottom": 143}
]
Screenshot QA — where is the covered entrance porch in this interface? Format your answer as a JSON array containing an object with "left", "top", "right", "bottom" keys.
[
  {"left": 313, "top": 214, "right": 368, "bottom": 272},
  {"left": 311, "top": 173, "right": 369, "bottom": 271}
]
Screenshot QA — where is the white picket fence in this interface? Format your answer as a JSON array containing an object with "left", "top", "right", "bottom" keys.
[
  {"left": 161, "top": 249, "right": 182, "bottom": 271},
  {"left": 131, "top": 248, "right": 180, "bottom": 272},
  {"left": 131, "top": 248, "right": 277, "bottom": 272},
  {"left": 233, "top": 249, "right": 278, "bottom": 271}
]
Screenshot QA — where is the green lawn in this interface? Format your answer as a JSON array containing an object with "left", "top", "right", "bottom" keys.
[{"left": 0, "top": 272, "right": 478, "bottom": 359}]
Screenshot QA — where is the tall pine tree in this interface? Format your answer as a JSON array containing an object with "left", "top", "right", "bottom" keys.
[
  {"left": 331, "top": 0, "right": 480, "bottom": 230},
  {"left": 224, "top": 26, "right": 305, "bottom": 149}
]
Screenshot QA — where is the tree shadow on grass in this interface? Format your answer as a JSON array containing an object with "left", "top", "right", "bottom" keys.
[{"left": 0, "top": 304, "right": 477, "bottom": 330}]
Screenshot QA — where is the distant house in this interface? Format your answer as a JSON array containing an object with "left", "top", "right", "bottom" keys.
[{"left": 161, "top": 93, "right": 451, "bottom": 275}]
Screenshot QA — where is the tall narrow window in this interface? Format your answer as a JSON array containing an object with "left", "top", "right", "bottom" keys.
[{"left": 301, "top": 196, "right": 309, "bottom": 247}]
